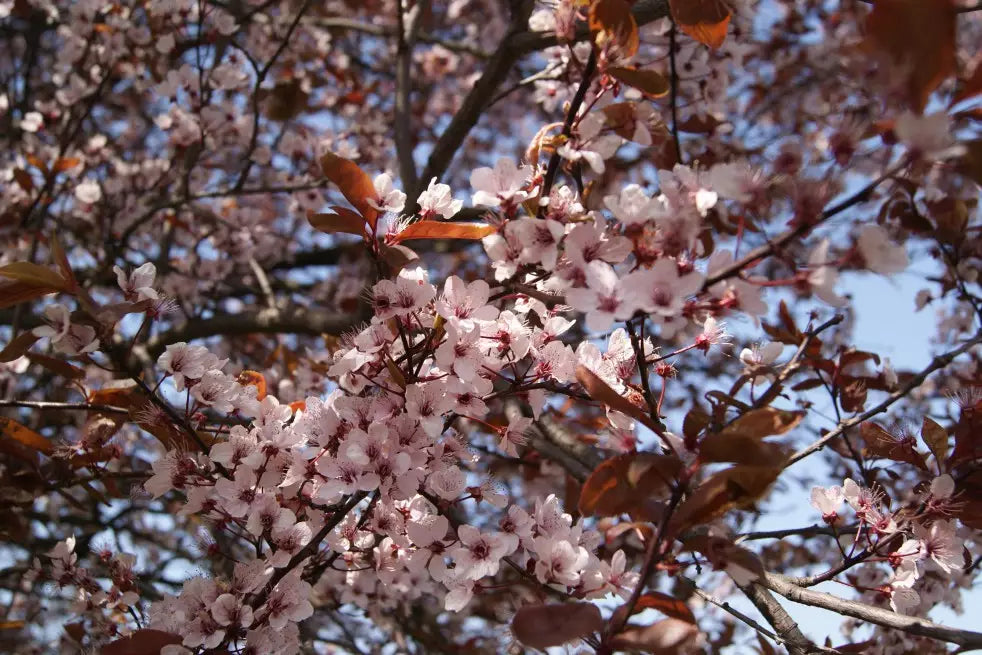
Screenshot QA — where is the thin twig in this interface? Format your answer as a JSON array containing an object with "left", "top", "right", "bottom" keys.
[
  {"left": 0, "top": 400, "right": 129, "bottom": 414},
  {"left": 787, "top": 332, "right": 982, "bottom": 466},
  {"left": 538, "top": 49, "right": 598, "bottom": 216}
]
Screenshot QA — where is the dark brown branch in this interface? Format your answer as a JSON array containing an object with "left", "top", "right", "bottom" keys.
[
  {"left": 145, "top": 304, "right": 370, "bottom": 358},
  {"left": 538, "top": 48, "right": 598, "bottom": 215},
  {"left": 702, "top": 165, "right": 903, "bottom": 291},
  {"left": 0, "top": 400, "right": 129, "bottom": 414},
  {"left": 412, "top": 0, "right": 535, "bottom": 200},
  {"left": 394, "top": 0, "right": 423, "bottom": 192}
]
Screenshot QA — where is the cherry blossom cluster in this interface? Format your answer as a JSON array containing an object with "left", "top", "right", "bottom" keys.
[
  {"left": 39, "top": 536, "right": 142, "bottom": 643},
  {"left": 118, "top": 222, "right": 653, "bottom": 651},
  {"left": 811, "top": 474, "right": 971, "bottom": 621},
  {"left": 4, "top": 0, "right": 982, "bottom": 652}
]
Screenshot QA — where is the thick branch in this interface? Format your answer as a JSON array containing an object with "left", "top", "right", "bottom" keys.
[
  {"left": 145, "top": 305, "right": 368, "bottom": 358},
  {"left": 413, "top": 0, "right": 535, "bottom": 199},
  {"left": 734, "top": 579, "right": 827, "bottom": 655},
  {"left": 760, "top": 572, "right": 982, "bottom": 649},
  {"left": 0, "top": 400, "right": 128, "bottom": 414},
  {"left": 394, "top": 0, "right": 424, "bottom": 192},
  {"left": 505, "top": 399, "right": 601, "bottom": 482}
]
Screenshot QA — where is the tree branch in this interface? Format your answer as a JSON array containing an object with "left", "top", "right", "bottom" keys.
[
  {"left": 787, "top": 331, "right": 982, "bottom": 466},
  {"left": 145, "top": 305, "right": 369, "bottom": 358},
  {"left": 0, "top": 400, "right": 128, "bottom": 414},
  {"left": 394, "top": 0, "right": 424, "bottom": 193},
  {"left": 760, "top": 572, "right": 982, "bottom": 649},
  {"left": 412, "top": 0, "right": 535, "bottom": 200},
  {"left": 734, "top": 579, "right": 828, "bottom": 655}
]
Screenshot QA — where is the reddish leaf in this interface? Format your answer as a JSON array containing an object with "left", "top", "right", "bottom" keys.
[
  {"left": 260, "top": 79, "right": 310, "bottom": 121},
  {"left": 318, "top": 152, "right": 379, "bottom": 229},
  {"left": 610, "top": 617, "right": 700, "bottom": 653},
  {"left": 608, "top": 67, "right": 670, "bottom": 97},
  {"left": 511, "top": 602, "right": 603, "bottom": 650},
  {"left": 859, "top": 422, "right": 928, "bottom": 470},
  {"left": 0, "top": 417, "right": 54, "bottom": 456},
  {"left": 100, "top": 629, "right": 182, "bottom": 655},
  {"left": 48, "top": 234, "right": 77, "bottom": 291},
  {"left": 379, "top": 243, "right": 419, "bottom": 272},
  {"left": 682, "top": 404, "right": 710, "bottom": 441},
  {"left": 0, "top": 262, "right": 68, "bottom": 290},
  {"left": 25, "top": 154, "right": 47, "bottom": 174},
  {"left": 720, "top": 408, "right": 805, "bottom": 438},
  {"left": 53, "top": 157, "right": 81, "bottom": 173},
  {"left": 956, "top": 498, "right": 982, "bottom": 530},
  {"left": 949, "top": 396, "right": 982, "bottom": 467},
  {"left": 306, "top": 209, "right": 367, "bottom": 236},
  {"left": 838, "top": 349, "right": 881, "bottom": 369},
  {"left": 791, "top": 378, "right": 825, "bottom": 391},
  {"left": 669, "top": 0, "right": 731, "bottom": 49},
  {"left": 677, "top": 114, "right": 720, "bottom": 134},
  {"left": 839, "top": 378, "right": 868, "bottom": 413},
  {"left": 394, "top": 220, "right": 496, "bottom": 242},
  {"left": 920, "top": 416, "right": 949, "bottom": 466},
  {"left": 777, "top": 299, "right": 802, "bottom": 340},
  {"left": 0, "top": 331, "right": 41, "bottom": 362},
  {"left": 63, "top": 621, "right": 85, "bottom": 644},
  {"left": 670, "top": 466, "right": 783, "bottom": 532},
  {"left": 699, "top": 432, "right": 789, "bottom": 466},
  {"left": 0, "top": 279, "right": 57, "bottom": 308},
  {"left": 237, "top": 370, "right": 267, "bottom": 400},
  {"left": 13, "top": 168, "right": 33, "bottom": 192},
  {"left": 578, "top": 452, "right": 681, "bottom": 517},
  {"left": 959, "top": 140, "right": 982, "bottom": 187},
  {"left": 27, "top": 353, "right": 85, "bottom": 379},
  {"left": 611, "top": 592, "right": 696, "bottom": 627},
  {"left": 576, "top": 365, "right": 665, "bottom": 435},
  {"left": 589, "top": 0, "right": 640, "bottom": 59},
  {"left": 603, "top": 102, "right": 645, "bottom": 141},
  {"left": 68, "top": 446, "right": 119, "bottom": 470},
  {"left": 682, "top": 533, "right": 764, "bottom": 583},
  {"left": 864, "top": 0, "right": 957, "bottom": 112},
  {"left": 89, "top": 381, "right": 212, "bottom": 452}
]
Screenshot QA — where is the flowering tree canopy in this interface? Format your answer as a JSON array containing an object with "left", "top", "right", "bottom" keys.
[{"left": 3, "top": 0, "right": 982, "bottom": 653}]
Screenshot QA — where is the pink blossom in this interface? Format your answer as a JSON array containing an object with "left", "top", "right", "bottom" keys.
[
  {"left": 470, "top": 159, "right": 533, "bottom": 208},
  {"left": 857, "top": 225, "right": 908, "bottom": 275},
  {"left": 567, "top": 261, "right": 630, "bottom": 332},
  {"left": 113, "top": 262, "right": 158, "bottom": 301},
  {"left": 623, "top": 258, "right": 704, "bottom": 319},
  {"left": 367, "top": 173, "right": 406, "bottom": 214},
  {"left": 807, "top": 240, "right": 848, "bottom": 307},
  {"left": 533, "top": 536, "right": 589, "bottom": 586},
  {"left": 604, "top": 184, "right": 658, "bottom": 227},
  {"left": 417, "top": 177, "right": 462, "bottom": 219},
  {"left": 810, "top": 485, "right": 844, "bottom": 525},
  {"left": 32, "top": 304, "right": 99, "bottom": 356},
  {"left": 211, "top": 593, "right": 254, "bottom": 628},
  {"left": 451, "top": 525, "right": 510, "bottom": 580}
]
